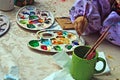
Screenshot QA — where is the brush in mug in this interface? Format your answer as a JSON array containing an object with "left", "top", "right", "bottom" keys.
[{"left": 83, "top": 26, "right": 111, "bottom": 60}]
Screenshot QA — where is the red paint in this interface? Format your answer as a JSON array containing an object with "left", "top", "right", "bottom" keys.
[
  {"left": 86, "top": 52, "right": 96, "bottom": 60},
  {"left": 41, "top": 45, "right": 47, "bottom": 50},
  {"left": 61, "top": 0, "right": 66, "bottom": 2}
]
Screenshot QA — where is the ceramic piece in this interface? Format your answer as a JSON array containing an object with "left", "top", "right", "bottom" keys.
[
  {"left": 0, "top": 0, "right": 14, "bottom": 11},
  {"left": 28, "top": 30, "right": 85, "bottom": 53},
  {"left": 16, "top": 6, "right": 54, "bottom": 30},
  {"left": 0, "top": 14, "right": 10, "bottom": 36}
]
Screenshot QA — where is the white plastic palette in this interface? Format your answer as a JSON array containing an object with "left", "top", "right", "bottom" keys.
[
  {"left": 0, "top": 14, "right": 10, "bottom": 36},
  {"left": 16, "top": 6, "right": 54, "bottom": 30},
  {"left": 28, "top": 30, "right": 85, "bottom": 53}
]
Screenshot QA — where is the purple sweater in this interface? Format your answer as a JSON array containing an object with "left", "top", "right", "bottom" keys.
[{"left": 69, "top": 0, "right": 120, "bottom": 46}]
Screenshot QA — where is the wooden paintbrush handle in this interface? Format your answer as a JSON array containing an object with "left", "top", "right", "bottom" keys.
[
  {"left": 86, "top": 32, "right": 109, "bottom": 60},
  {"left": 84, "top": 26, "right": 110, "bottom": 59}
]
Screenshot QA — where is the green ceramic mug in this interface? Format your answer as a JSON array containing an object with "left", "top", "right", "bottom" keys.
[{"left": 70, "top": 46, "right": 106, "bottom": 80}]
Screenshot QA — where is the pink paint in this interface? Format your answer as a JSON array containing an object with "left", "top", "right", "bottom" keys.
[{"left": 61, "top": 0, "right": 66, "bottom": 2}]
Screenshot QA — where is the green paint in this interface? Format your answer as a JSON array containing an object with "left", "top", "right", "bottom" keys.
[
  {"left": 27, "top": 24, "right": 36, "bottom": 28},
  {"left": 19, "top": 20, "right": 28, "bottom": 24},
  {"left": 66, "top": 45, "right": 72, "bottom": 50},
  {"left": 54, "top": 45, "right": 62, "bottom": 51},
  {"left": 29, "top": 15, "right": 38, "bottom": 20},
  {"left": 29, "top": 40, "right": 39, "bottom": 47}
]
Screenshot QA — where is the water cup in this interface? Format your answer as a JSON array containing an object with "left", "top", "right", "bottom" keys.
[{"left": 70, "top": 46, "right": 106, "bottom": 80}]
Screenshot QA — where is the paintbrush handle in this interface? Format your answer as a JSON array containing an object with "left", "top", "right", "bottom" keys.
[
  {"left": 84, "top": 26, "right": 110, "bottom": 59},
  {"left": 86, "top": 31, "right": 109, "bottom": 60}
]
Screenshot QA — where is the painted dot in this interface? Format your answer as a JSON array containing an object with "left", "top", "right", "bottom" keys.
[
  {"left": 30, "top": 11, "right": 35, "bottom": 16},
  {"left": 27, "top": 24, "right": 36, "bottom": 28},
  {"left": 56, "top": 31, "right": 63, "bottom": 35},
  {"left": 41, "top": 38, "right": 51, "bottom": 46},
  {"left": 20, "top": 20, "right": 28, "bottom": 24},
  {"left": 44, "top": 20, "right": 50, "bottom": 24},
  {"left": 29, "top": 40, "right": 39, "bottom": 47},
  {"left": 72, "top": 40, "right": 79, "bottom": 45},
  {"left": 63, "top": 31, "right": 68, "bottom": 36},
  {"left": 65, "top": 45, "right": 73, "bottom": 50},
  {"left": 54, "top": 45, "right": 62, "bottom": 51},
  {"left": 41, "top": 45, "right": 47, "bottom": 50},
  {"left": 29, "top": 15, "right": 38, "bottom": 20},
  {"left": 56, "top": 36, "right": 65, "bottom": 38}
]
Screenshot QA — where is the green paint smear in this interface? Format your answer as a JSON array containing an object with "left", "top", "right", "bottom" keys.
[
  {"left": 29, "top": 15, "right": 38, "bottom": 20},
  {"left": 27, "top": 24, "right": 36, "bottom": 28},
  {"left": 29, "top": 40, "right": 39, "bottom": 47},
  {"left": 66, "top": 45, "right": 72, "bottom": 50},
  {"left": 54, "top": 45, "right": 62, "bottom": 51},
  {"left": 19, "top": 20, "right": 28, "bottom": 24}
]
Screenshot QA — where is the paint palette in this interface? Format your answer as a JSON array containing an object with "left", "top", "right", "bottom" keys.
[
  {"left": 0, "top": 14, "right": 10, "bottom": 36},
  {"left": 28, "top": 30, "right": 85, "bottom": 53},
  {"left": 16, "top": 6, "right": 54, "bottom": 30}
]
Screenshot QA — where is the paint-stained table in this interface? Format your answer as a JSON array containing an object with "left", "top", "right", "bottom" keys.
[{"left": 0, "top": 0, "right": 120, "bottom": 80}]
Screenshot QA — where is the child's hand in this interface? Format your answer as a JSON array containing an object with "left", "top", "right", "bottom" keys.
[{"left": 73, "top": 16, "right": 88, "bottom": 36}]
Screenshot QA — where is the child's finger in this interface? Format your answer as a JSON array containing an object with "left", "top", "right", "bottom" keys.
[
  {"left": 77, "top": 22, "right": 82, "bottom": 36},
  {"left": 74, "top": 22, "right": 80, "bottom": 35},
  {"left": 73, "top": 22, "right": 77, "bottom": 30}
]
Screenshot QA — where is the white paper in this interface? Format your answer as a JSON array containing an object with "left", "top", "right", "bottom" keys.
[
  {"left": 94, "top": 52, "right": 110, "bottom": 75},
  {"left": 53, "top": 51, "right": 71, "bottom": 68},
  {"left": 0, "top": 48, "right": 20, "bottom": 80},
  {"left": 43, "top": 68, "right": 74, "bottom": 80}
]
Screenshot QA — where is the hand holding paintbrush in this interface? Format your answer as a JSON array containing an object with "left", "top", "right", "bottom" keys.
[{"left": 73, "top": 3, "right": 89, "bottom": 38}]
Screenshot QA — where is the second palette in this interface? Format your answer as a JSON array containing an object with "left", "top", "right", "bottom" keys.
[{"left": 28, "top": 30, "right": 85, "bottom": 53}]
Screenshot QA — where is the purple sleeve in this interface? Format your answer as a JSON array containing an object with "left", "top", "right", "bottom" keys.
[
  {"left": 69, "top": 0, "right": 111, "bottom": 34},
  {"left": 100, "top": 11, "right": 120, "bottom": 46}
]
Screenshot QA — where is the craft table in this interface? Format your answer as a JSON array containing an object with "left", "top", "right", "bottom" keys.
[{"left": 0, "top": 0, "right": 120, "bottom": 80}]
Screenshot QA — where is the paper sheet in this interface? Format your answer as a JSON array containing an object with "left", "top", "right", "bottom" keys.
[{"left": 0, "top": 47, "right": 20, "bottom": 80}]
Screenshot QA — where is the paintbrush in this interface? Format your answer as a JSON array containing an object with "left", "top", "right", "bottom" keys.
[
  {"left": 78, "top": 2, "right": 89, "bottom": 39},
  {"left": 83, "top": 26, "right": 111, "bottom": 60}
]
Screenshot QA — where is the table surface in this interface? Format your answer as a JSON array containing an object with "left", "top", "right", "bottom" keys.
[{"left": 0, "top": 0, "right": 120, "bottom": 80}]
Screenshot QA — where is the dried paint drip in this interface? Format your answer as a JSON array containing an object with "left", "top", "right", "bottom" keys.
[
  {"left": 52, "top": 38, "right": 70, "bottom": 44},
  {"left": 28, "top": 30, "right": 85, "bottom": 52},
  {"left": 29, "top": 40, "right": 39, "bottom": 47},
  {"left": 17, "top": 6, "right": 54, "bottom": 30}
]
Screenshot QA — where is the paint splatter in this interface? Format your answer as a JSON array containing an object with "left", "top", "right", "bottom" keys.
[
  {"left": 61, "top": 0, "right": 66, "bottom": 2},
  {"left": 107, "top": 55, "right": 114, "bottom": 59}
]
